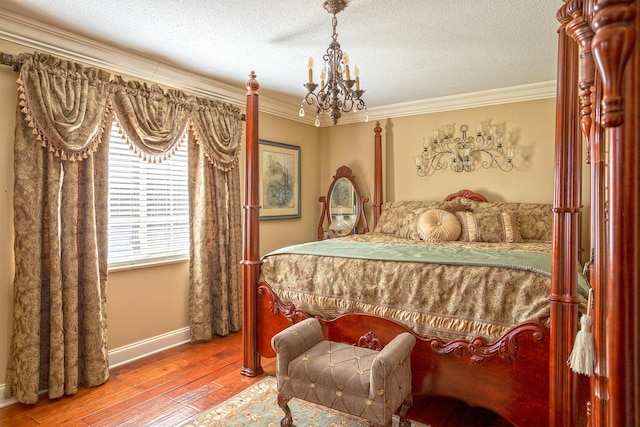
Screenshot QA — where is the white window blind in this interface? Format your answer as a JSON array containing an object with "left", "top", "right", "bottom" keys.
[{"left": 108, "top": 121, "right": 190, "bottom": 269}]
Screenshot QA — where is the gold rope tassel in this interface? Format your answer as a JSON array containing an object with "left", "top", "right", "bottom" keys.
[{"left": 568, "top": 288, "right": 595, "bottom": 376}]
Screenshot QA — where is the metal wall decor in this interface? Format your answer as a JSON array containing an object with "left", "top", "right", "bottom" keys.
[{"left": 415, "top": 121, "right": 515, "bottom": 176}]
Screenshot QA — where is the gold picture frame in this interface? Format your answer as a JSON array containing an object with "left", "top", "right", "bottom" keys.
[{"left": 259, "top": 140, "right": 301, "bottom": 220}]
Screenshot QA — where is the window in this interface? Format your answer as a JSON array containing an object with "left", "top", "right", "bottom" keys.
[{"left": 108, "top": 121, "right": 189, "bottom": 269}]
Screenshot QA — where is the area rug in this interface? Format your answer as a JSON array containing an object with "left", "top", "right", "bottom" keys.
[{"left": 181, "top": 376, "right": 428, "bottom": 427}]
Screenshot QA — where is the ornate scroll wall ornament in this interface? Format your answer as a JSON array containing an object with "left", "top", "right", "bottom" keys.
[
  {"left": 415, "top": 121, "right": 515, "bottom": 176},
  {"left": 428, "top": 322, "right": 547, "bottom": 364},
  {"left": 565, "top": 0, "right": 596, "bottom": 163},
  {"left": 17, "top": 52, "right": 112, "bottom": 161},
  {"left": 592, "top": 0, "right": 637, "bottom": 127}
]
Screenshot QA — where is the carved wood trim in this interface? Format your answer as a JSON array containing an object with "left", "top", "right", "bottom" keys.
[
  {"left": 357, "top": 331, "right": 384, "bottom": 351},
  {"left": 443, "top": 189, "right": 488, "bottom": 202},
  {"left": 592, "top": 1, "right": 637, "bottom": 127},
  {"left": 258, "top": 283, "right": 310, "bottom": 323},
  {"left": 428, "top": 322, "right": 547, "bottom": 364},
  {"left": 565, "top": 0, "right": 596, "bottom": 163}
]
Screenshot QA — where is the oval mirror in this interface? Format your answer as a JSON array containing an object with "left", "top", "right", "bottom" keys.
[
  {"left": 329, "top": 177, "right": 357, "bottom": 236},
  {"left": 317, "top": 165, "right": 369, "bottom": 240}
]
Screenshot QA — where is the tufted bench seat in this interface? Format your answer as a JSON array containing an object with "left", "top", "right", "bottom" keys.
[{"left": 271, "top": 318, "right": 416, "bottom": 427}]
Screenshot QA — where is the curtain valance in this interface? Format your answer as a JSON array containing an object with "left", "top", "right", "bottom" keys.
[
  {"left": 16, "top": 52, "right": 243, "bottom": 169},
  {"left": 110, "top": 76, "right": 191, "bottom": 163},
  {"left": 17, "top": 52, "right": 112, "bottom": 161},
  {"left": 189, "top": 97, "right": 242, "bottom": 171}
]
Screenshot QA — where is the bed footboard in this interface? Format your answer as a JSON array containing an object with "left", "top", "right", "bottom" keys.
[{"left": 254, "top": 282, "right": 587, "bottom": 427}]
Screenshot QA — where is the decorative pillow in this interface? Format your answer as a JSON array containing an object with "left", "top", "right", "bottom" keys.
[
  {"left": 455, "top": 211, "right": 472, "bottom": 242},
  {"left": 440, "top": 200, "right": 471, "bottom": 214},
  {"left": 397, "top": 208, "right": 429, "bottom": 240},
  {"left": 501, "top": 211, "right": 524, "bottom": 243},
  {"left": 455, "top": 211, "right": 504, "bottom": 243},
  {"left": 517, "top": 203, "right": 553, "bottom": 241},
  {"left": 375, "top": 201, "right": 442, "bottom": 236},
  {"left": 417, "top": 209, "right": 462, "bottom": 241}
]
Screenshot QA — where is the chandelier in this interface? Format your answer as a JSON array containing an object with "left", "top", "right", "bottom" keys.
[
  {"left": 415, "top": 121, "right": 515, "bottom": 176},
  {"left": 299, "top": 0, "right": 367, "bottom": 127}
]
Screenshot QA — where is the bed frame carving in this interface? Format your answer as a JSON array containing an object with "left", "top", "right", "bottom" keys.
[
  {"left": 430, "top": 322, "right": 547, "bottom": 364},
  {"left": 258, "top": 283, "right": 309, "bottom": 323},
  {"left": 357, "top": 332, "right": 384, "bottom": 351}
]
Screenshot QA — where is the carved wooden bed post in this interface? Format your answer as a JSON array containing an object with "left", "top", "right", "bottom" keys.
[
  {"left": 552, "top": 4, "right": 583, "bottom": 425},
  {"left": 241, "top": 71, "right": 263, "bottom": 377},
  {"left": 591, "top": 1, "right": 639, "bottom": 425},
  {"left": 555, "top": 1, "right": 640, "bottom": 425},
  {"left": 373, "top": 121, "right": 383, "bottom": 227}
]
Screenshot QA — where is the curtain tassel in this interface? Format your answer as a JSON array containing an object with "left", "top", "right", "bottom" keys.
[{"left": 568, "top": 287, "right": 595, "bottom": 376}]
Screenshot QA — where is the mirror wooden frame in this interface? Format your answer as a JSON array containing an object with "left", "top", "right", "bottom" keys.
[{"left": 317, "top": 165, "right": 369, "bottom": 240}]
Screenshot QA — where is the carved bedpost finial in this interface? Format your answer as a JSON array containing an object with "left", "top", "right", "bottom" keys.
[
  {"left": 565, "top": 0, "right": 596, "bottom": 164},
  {"left": 592, "top": 1, "right": 636, "bottom": 127},
  {"left": 374, "top": 121, "right": 382, "bottom": 136},
  {"left": 246, "top": 70, "right": 259, "bottom": 94}
]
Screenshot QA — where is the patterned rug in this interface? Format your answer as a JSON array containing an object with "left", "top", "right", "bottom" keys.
[{"left": 181, "top": 376, "right": 428, "bottom": 427}]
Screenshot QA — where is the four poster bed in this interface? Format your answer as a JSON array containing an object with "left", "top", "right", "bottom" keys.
[{"left": 241, "top": 1, "right": 639, "bottom": 426}]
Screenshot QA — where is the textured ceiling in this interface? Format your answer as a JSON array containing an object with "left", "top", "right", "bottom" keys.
[{"left": 0, "top": 0, "right": 561, "bottom": 110}]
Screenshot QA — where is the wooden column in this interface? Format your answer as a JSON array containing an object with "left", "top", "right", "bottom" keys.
[
  {"left": 551, "top": 5, "right": 582, "bottom": 425},
  {"left": 592, "top": 2, "right": 639, "bottom": 424},
  {"left": 373, "top": 121, "right": 383, "bottom": 227},
  {"left": 241, "top": 71, "right": 263, "bottom": 377}
]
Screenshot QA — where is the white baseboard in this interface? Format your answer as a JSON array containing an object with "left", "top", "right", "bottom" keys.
[{"left": 0, "top": 327, "right": 191, "bottom": 408}]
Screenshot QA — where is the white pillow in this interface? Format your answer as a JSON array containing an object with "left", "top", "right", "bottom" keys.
[{"left": 417, "top": 209, "right": 462, "bottom": 241}]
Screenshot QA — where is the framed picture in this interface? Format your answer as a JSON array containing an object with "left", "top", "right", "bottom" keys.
[{"left": 259, "top": 140, "right": 301, "bottom": 220}]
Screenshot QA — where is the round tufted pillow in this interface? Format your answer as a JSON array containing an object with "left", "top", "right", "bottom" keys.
[{"left": 417, "top": 209, "right": 462, "bottom": 241}]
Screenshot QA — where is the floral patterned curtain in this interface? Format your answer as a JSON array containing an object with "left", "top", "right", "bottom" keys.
[
  {"left": 188, "top": 97, "right": 243, "bottom": 341},
  {"left": 5, "top": 52, "right": 112, "bottom": 404}
]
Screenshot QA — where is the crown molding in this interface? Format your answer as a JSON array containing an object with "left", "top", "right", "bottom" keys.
[
  {"left": 0, "top": 8, "right": 555, "bottom": 127},
  {"left": 333, "top": 80, "right": 557, "bottom": 126}
]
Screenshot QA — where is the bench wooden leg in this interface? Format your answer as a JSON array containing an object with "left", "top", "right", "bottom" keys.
[
  {"left": 398, "top": 394, "right": 413, "bottom": 427},
  {"left": 277, "top": 393, "right": 293, "bottom": 427}
]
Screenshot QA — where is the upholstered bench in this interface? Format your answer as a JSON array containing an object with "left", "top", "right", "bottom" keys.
[{"left": 271, "top": 318, "right": 416, "bottom": 427}]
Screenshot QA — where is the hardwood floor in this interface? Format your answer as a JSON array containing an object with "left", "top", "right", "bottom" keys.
[{"left": 0, "top": 332, "right": 512, "bottom": 426}]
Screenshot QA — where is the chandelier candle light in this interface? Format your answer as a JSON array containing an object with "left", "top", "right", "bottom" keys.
[
  {"left": 415, "top": 121, "right": 515, "bottom": 176},
  {"left": 299, "top": 0, "right": 367, "bottom": 126}
]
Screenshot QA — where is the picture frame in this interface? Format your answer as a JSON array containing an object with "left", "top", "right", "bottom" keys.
[{"left": 259, "top": 140, "right": 301, "bottom": 220}]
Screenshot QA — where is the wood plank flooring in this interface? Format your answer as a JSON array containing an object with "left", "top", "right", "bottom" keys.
[{"left": 0, "top": 332, "right": 512, "bottom": 426}]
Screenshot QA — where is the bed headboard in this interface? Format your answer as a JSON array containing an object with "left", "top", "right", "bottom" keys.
[{"left": 443, "top": 189, "right": 488, "bottom": 202}]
